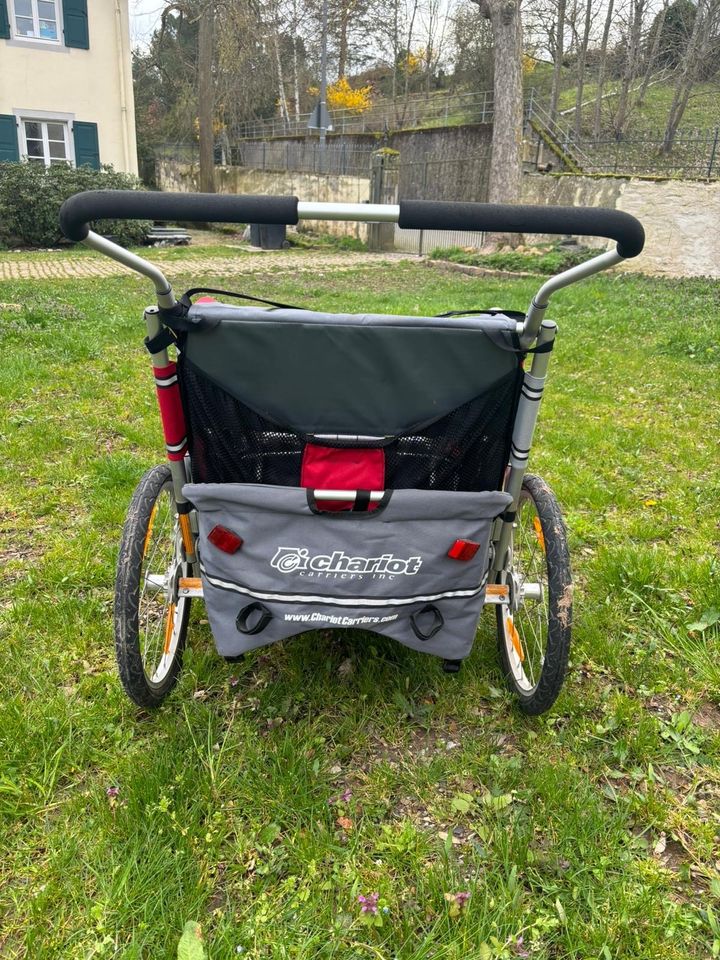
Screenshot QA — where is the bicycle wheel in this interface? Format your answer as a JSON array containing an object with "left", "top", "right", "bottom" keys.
[
  {"left": 496, "top": 473, "right": 572, "bottom": 715},
  {"left": 114, "top": 464, "right": 192, "bottom": 707}
]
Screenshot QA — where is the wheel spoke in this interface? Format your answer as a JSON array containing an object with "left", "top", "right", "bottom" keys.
[
  {"left": 116, "top": 467, "right": 191, "bottom": 708},
  {"left": 137, "top": 485, "right": 186, "bottom": 685},
  {"left": 503, "top": 491, "right": 550, "bottom": 694}
]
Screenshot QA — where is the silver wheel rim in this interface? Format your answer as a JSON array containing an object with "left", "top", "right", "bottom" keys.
[
  {"left": 501, "top": 491, "right": 549, "bottom": 694},
  {"left": 138, "top": 482, "right": 187, "bottom": 686}
]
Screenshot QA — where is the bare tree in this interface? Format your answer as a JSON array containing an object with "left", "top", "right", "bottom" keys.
[
  {"left": 162, "top": 1, "right": 216, "bottom": 191},
  {"left": 549, "top": 0, "right": 567, "bottom": 122},
  {"left": 636, "top": 0, "right": 670, "bottom": 106},
  {"left": 450, "top": 2, "right": 494, "bottom": 90},
  {"left": 612, "top": 0, "right": 647, "bottom": 139},
  {"left": 471, "top": 0, "right": 524, "bottom": 205},
  {"left": 572, "top": 0, "right": 594, "bottom": 136},
  {"left": 420, "top": 0, "right": 450, "bottom": 94},
  {"left": 592, "top": 0, "right": 614, "bottom": 137},
  {"left": 373, "top": 0, "right": 422, "bottom": 122},
  {"left": 661, "top": 0, "right": 720, "bottom": 153},
  {"left": 197, "top": 3, "right": 215, "bottom": 191}
]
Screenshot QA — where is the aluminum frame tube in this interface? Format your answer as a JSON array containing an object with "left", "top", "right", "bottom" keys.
[
  {"left": 520, "top": 248, "right": 623, "bottom": 347},
  {"left": 491, "top": 320, "right": 557, "bottom": 574},
  {"left": 144, "top": 306, "right": 196, "bottom": 566},
  {"left": 85, "top": 231, "right": 176, "bottom": 308},
  {"left": 297, "top": 201, "right": 400, "bottom": 222}
]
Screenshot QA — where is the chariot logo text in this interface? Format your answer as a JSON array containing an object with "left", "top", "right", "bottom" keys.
[{"left": 271, "top": 547, "right": 423, "bottom": 579}]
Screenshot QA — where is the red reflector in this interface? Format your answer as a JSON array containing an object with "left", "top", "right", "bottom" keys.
[
  {"left": 447, "top": 539, "right": 481, "bottom": 561},
  {"left": 208, "top": 525, "right": 243, "bottom": 554}
]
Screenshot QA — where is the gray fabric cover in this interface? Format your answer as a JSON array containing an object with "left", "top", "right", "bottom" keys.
[
  {"left": 183, "top": 305, "right": 520, "bottom": 435},
  {"left": 184, "top": 482, "right": 512, "bottom": 660}
]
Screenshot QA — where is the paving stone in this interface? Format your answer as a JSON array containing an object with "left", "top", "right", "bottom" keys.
[{"left": 0, "top": 250, "right": 414, "bottom": 282}]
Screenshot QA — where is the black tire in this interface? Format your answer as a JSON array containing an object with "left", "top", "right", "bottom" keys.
[
  {"left": 496, "top": 473, "right": 572, "bottom": 715},
  {"left": 114, "top": 465, "right": 191, "bottom": 708}
]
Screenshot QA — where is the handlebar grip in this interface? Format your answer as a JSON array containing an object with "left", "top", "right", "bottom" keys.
[
  {"left": 397, "top": 200, "right": 645, "bottom": 259},
  {"left": 59, "top": 190, "right": 300, "bottom": 242}
]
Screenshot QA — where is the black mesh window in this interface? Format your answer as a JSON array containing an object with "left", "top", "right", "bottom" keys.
[
  {"left": 179, "top": 355, "right": 522, "bottom": 492},
  {"left": 384, "top": 370, "right": 522, "bottom": 492}
]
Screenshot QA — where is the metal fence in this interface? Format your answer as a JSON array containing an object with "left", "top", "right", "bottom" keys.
[
  {"left": 576, "top": 129, "right": 720, "bottom": 179},
  {"left": 231, "top": 89, "right": 496, "bottom": 140},
  {"left": 231, "top": 140, "right": 376, "bottom": 176},
  {"left": 394, "top": 226, "right": 486, "bottom": 255},
  {"left": 155, "top": 140, "right": 376, "bottom": 177}
]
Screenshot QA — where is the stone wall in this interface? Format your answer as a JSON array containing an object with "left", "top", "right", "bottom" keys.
[
  {"left": 158, "top": 157, "right": 720, "bottom": 277},
  {"left": 233, "top": 124, "right": 493, "bottom": 203},
  {"left": 523, "top": 174, "right": 720, "bottom": 278},
  {"left": 157, "top": 161, "right": 371, "bottom": 240}
]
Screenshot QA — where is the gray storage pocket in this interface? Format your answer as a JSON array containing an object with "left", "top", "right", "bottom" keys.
[{"left": 183, "top": 483, "right": 512, "bottom": 660}]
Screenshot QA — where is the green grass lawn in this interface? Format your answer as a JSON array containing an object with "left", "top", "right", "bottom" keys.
[{"left": 1, "top": 251, "right": 719, "bottom": 959}]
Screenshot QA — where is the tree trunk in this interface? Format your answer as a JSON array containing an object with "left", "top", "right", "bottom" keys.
[
  {"left": 273, "top": 31, "right": 290, "bottom": 126},
  {"left": 337, "top": 0, "right": 350, "bottom": 78},
  {"left": 592, "top": 0, "right": 614, "bottom": 138},
  {"left": 549, "top": 0, "right": 566, "bottom": 122},
  {"left": 399, "top": 0, "right": 419, "bottom": 126},
  {"left": 637, "top": 0, "right": 669, "bottom": 107},
  {"left": 474, "top": 0, "right": 523, "bottom": 207},
  {"left": 613, "top": 0, "right": 646, "bottom": 139},
  {"left": 292, "top": 35, "right": 301, "bottom": 118},
  {"left": 197, "top": 2, "right": 215, "bottom": 193},
  {"left": 573, "top": 0, "right": 593, "bottom": 137}
]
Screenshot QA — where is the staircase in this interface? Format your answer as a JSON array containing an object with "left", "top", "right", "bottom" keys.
[{"left": 525, "top": 96, "right": 594, "bottom": 175}]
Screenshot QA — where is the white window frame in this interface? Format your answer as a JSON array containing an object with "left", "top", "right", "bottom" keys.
[
  {"left": 11, "top": 0, "right": 63, "bottom": 45},
  {"left": 15, "top": 110, "right": 76, "bottom": 167}
]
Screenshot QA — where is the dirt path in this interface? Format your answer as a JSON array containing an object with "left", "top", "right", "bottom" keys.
[{"left": 0, "top": 250, "right": 414, "bottom": 281}]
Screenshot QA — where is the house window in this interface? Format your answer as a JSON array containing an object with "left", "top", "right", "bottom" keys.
[
  {"left": 21, "top": 119, "right": 70, "bottom": 165},
  {"left": 13, "top": 0, "right": 60, "bottom": 42}
]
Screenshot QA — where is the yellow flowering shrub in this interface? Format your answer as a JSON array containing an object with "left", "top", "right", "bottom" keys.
[{"left": 326, "top": 77, "right": 373, "bottom": 114}]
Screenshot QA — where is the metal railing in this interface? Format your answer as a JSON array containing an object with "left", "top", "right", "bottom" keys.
[
  {"left": 576, "top": 128, "right": 720, "bottom": 179},
  {"left": 525, "top": 93, "right": 596, "bottom": 173},
  {"left": 231, "top": 89, "right": 497, "bottom": 140}
]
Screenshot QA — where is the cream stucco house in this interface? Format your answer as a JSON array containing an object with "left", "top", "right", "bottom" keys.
[{"left": 0, "top": 0, "right": 138, "bottom": 173}]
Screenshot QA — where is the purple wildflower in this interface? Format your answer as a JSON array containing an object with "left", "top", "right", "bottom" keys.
[
  {"left": 513, "top": 935, "right": 530, "bottom": 958},
  {"left": 454, "top": 891, "right": 471, "bottom": 907},
  {"left": 329, "top": 788, "right": 353, "bottom": 806},
  {"left": 358, "top": 892, "right": 380, "bottom": 915},
  {"left": 106, "top": 786, "right": 120, "bottom": 798}
]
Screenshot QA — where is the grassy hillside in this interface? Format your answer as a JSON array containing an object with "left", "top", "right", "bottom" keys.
[{"left": 556, "top": 80, "right": 720, "bottom": 137}]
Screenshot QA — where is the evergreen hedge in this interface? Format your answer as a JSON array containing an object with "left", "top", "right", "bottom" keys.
[{"left": 0, "top": 162, "right": 152, "bottom": 249}]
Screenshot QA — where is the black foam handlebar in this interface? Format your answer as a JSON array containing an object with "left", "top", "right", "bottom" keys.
[
  {"left": 59, "top": 190, "right": 300, "bottom": 242},
  {"left": 398, "top": 200, "right": 645, "bottom": 258}
]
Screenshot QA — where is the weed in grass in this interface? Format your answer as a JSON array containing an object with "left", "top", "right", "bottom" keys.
[{"left": 429, "top": 242, "right": 605, "bottom": 275}]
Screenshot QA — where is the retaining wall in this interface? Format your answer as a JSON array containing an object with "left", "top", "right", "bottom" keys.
[{"left": 524, "top": 174, "right": 720, "bottom": 278}]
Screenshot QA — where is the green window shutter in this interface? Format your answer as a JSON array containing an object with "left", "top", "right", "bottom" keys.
[
  {"left": 73, "top": 121, "right": 100, "bottom": 169},
  {"left": 0, "top": 0, "right": 10, "bottom": 40},
  {"left": 0, "top": 115, "right": 19, "bottom": 162},
  {"left": 62, "top": 0, "right": 88, "bottom": 49}
]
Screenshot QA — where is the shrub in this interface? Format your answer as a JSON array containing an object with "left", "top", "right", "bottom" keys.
[{"left": 0, "top": 162, "right": 152, "bottom": 249}]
